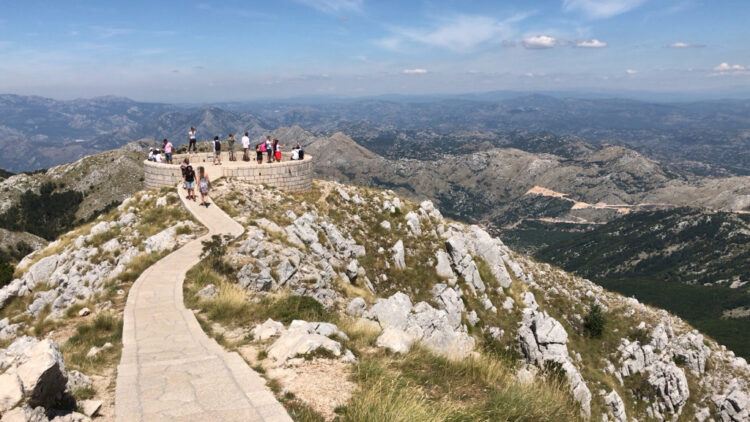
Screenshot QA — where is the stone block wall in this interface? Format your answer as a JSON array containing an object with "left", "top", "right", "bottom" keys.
[{"left": 143, "top": 155, "right": 313, "bottom": 192}]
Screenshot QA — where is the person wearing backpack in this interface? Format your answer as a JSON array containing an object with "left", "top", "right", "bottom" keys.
[
  {"left": 184, "top": 162, "right": 196, "bottom": 201},
  {"left": 212, "top": 136, "right": 222, "bottom": 165},
  {"left": 198, "top": 166, "right": 211, "bottom": 207}
]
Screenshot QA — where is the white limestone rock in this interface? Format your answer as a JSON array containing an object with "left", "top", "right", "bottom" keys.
[
  {"left": 391, "top": 240, "right": 406, "bottom": 270},
  {"left": 376, "top": 328, "right": 414, "bottom": 354},
  {"left": 435, "top": 251, "right": 454, "bottom": 279},
  {"left": 345, "top": 297, "right": 367, "bottom": 317},
  {"left": 604, "top": 390, "right": 627, "bottom": 422},
  {"left": 252, "top": 319, "right": 285, "bottom": 341},
  {"left": 196, "top": 284, "right": 218, "bottom": 299},
  {"left": 405, "top": 212, "right": 422, "bottom": 236}
]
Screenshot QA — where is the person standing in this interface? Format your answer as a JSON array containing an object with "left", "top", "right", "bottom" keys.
[
  {"left": 184, "top": 160, "right": 196, "bottom": 201},
  {"left": 265, "top": 135, "right": 273, "bottom": 163},
  {"left": 227, "top": 133, "right": 236, "bottom": 161},
  {"left": 273, "top": 139, "right": 282, "bottom": 162},
  {"left": 188, "top": 127, "right": 197, "bottom": 153},
  {"left": 198, "top": 166, "right": 211, "bottom": 207},
  {"left": 163, "top": 138, "right": 174, "bottom": 164},
  {"left": 241, "top": 132, "right": 250, "bottom": 161},
  {"left": 212, "top": 136, "right": 222, "bottom": 165},
  {"left": 255, "top": 143, "right": 263, "bottom": 164}
]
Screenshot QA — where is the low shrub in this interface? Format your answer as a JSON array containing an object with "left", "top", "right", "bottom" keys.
[{"left": 583, "top": 303, "right": 606, "bottom": 338}]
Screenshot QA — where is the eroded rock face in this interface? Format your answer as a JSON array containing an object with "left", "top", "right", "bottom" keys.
[
  {"left": 603, "top": 390, "right": 627, "bottom": 422},
  {"left": 517, "top": 301, "right": 591, "bottom": 419},
  {"left": 714, "top": 381, "right": 750, "bottom": 422},
  {"left": 365, "top": 292, "right": 474, "bottom": 359}
]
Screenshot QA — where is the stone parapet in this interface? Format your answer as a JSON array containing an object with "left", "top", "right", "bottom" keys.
[{"left": 143, "top": 154, "right": 313, "bottom": 192}]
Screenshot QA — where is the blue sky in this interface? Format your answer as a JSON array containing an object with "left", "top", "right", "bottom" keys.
[{"left": 0, "top": 0, "right": 748, "bottom": 101}]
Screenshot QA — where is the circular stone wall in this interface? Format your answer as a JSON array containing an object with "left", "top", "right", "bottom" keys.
[{"left": 143, "top": 153, "right": 313, "bottom": 192}]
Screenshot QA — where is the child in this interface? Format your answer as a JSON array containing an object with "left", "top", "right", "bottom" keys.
[{"left": 198, "top": 166, "right": 211, "bottom": 207}]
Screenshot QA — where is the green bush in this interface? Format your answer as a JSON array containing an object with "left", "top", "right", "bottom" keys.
[
  {"left": 200, "top": 234, "right": 233, "bottom": 274},
  {"left": 583, "top": 303, "right": 606, "bottom": 338}
]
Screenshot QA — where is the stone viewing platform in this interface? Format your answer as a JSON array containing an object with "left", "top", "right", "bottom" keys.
[{"left": 144, "top": 152, "right": 313, "bottom": 192}]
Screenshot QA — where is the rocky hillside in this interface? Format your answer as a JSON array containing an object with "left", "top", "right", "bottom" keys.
[
  {"left": 0, "top": 188, "right": 202, "bottom": 420},
  {"left": 176, "top": 179, "right": 749, "bottom": 421},
  {"left": 304, "top": 131, "right": 750, "bottom": 226},
  {"left": 0, "top": 142, "right": 149, "bottom": 240}
]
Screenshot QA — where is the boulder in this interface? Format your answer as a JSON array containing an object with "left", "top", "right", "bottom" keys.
[
  {"left": 405, "top": 212, "right": 422, "bottom": 236},
  {"left": 79, "top": 399, "right": 102, "bottom": 418},
  {"left": 366, "top": 292, "right": 412, "bottom": 330},
  {"left": 376, "top": 328, "right": 414, "bottom": 354},
  {"left": 0, "top": 373, "right": 23, "bottom": 412},
  {"left": 14, "top": 339, "right": 68, "bottom": 409},
  {"left": 379, "top": 221, "right": 391, "bottom": 231},
  {"left": 434, "top": 251, "right": 454, "bottom": 279},
  {"left": 345, "top": 297, "right": 367, "bottom": 317},
  {"left": 391, "top": 240, "right": 406, "bottom": 270},
  {"left": 604, "top": 390, "right": 627, "bottom": 422},
  {"left": 251, "top": 319, "right": 285, "bottom": 341},
  {"left": 144, "top": 227, "right": 177, "bottom": 253},
  {"left": 196, "top": 284, "right": 218, "bottom": 300},
  {"left": 77, "top": 308, "right": 91, "bottom": 317},
  {"left": 267, "top": 331, "right": 342, "bottom": 364}
]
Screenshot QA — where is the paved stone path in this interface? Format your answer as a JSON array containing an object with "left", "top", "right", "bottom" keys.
[{"left": 115, "top": 183, "right": 291, "bottom": 421}]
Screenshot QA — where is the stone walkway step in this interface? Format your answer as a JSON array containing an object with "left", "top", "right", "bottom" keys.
[{"left": 114, "top": 184, "right": 291, "bottom": 421}]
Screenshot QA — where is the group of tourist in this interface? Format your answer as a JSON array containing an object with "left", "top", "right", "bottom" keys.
[{"left": 150, "top": 127, "right": 306, "bottom": 166}]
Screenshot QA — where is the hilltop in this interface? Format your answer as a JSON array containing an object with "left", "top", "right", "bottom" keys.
[{"left": 0, "top": 178, "right": 747, "bottom": 420}]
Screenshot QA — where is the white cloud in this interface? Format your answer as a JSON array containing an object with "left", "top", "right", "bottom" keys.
[
  {"left": 402, "top": 68, "right": 428, "bottom": 75},
  {"left": 563, "top": 0, "right": 648, "bottom": 19},
  {"left": 626, "top": 69, "right": 638, "bottom": 75},
  {"left": 294, "top": 0, "right": 363, "bottom": 14},
  {"left": 522, "top": 35, "right": 557, "bottom": 49},
  {"left": 381, "top": 13, "right": 528, "bottom": 52},
  {"left": 713, "top": 62, "right": 747, "bottom": 74},
  {"left": 668, "top": 42, "right": 705, "bottom": 49},
  {"left": 576, "top": 39, "right": 607, "bottom": 48},
  {"left": 374, "top": 36, "right": 402, "bottom": 51}
]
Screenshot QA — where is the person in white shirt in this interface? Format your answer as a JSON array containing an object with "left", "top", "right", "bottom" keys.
[
  {"left": 188, "top": 127, "right": 197, "bottom": 153},
  {"left": 241, "top": 132, "right": 250, "bottom": 161},
  {"left": 291, "top": 145, "right": 300, "bottom": 161},
  {"left": 154, "top": 149, "right": 163, "bottom": 163},
  {"left": 147, "top": 148, "right": 156, "bottom": 161}
]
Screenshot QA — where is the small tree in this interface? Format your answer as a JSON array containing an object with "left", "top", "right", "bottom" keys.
[
  {"left": 200, "top": 235, "right": 233, "bottom": 274},
  {"left": 583, "top": 303, "right": 606, "bottom": 338}
]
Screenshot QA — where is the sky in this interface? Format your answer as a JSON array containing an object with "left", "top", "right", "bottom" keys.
[{"left": 0, "top": 0, "right": 748, "bottom": 102}]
